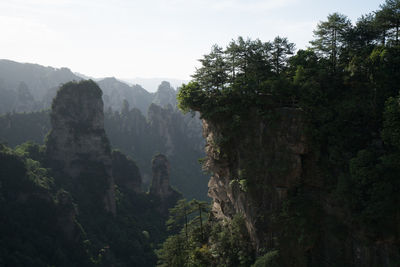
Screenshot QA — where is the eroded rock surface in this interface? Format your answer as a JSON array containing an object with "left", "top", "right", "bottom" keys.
[
  {"left": 203, "top": 107, "right": 400, "bottom": 266},
  {"left": 46, "top": 80, "right": 116, "bottom": 214},
  {"left": 204, "top": 108, "right": 307, "bottom": 249},
  {"left": 150, "top": 154, "right": 174, "bottom": 197},
  {"left": 150, "top": 154, "right": 181, "bottom": 214}
]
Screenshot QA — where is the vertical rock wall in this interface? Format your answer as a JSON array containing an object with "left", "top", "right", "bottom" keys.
[
  {"left": 202, "top": 107, "right": 400, "bottom": 266},
  {"left": 204, "top": 108, "right": 307, "bottom": 249},
  {"left": 46, "top": 80, "right": 116, "bottom": 214},
  {"left": 150, "top": 154, "right": 181, "bottom": 214}
]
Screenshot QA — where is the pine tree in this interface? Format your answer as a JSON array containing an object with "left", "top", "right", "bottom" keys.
[{"left": 310, "top": 13, "right": 352, "bottom": 70}]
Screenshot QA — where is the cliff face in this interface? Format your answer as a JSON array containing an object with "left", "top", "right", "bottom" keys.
[
  {"left": 46, "top": 80, "right": 116, "bottom": 214},
  {"left": 148, "top": 104, "right": 175, "bottom": 155},
  {"left": 203, "top": 108, "right": 400, "bottom": 266},
  {"left": 205, "top": 108, "right": 307, "bottom": 248}
]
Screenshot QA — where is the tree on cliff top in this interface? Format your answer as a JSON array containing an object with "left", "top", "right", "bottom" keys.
[
  {"left": 310, "top": 12, "right": 352, "bottom": 70},
  {"left": 178, "top": 37, "right": 295, "bottom": 120}
]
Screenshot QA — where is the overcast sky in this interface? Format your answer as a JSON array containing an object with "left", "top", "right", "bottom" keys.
[{"left": 0, "top": 0, "right": 383, "bottom": 80}]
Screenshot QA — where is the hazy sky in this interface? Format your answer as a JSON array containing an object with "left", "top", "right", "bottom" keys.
[{"left": 0, "top": 0, "right": 383, "bottom": 80}]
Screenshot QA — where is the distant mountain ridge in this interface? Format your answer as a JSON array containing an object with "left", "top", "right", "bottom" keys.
[
  {"left": 0, "top": 59, "right": 81, "bottom": 100},
  {"left": 121, "top": 77, "right": 188, "bottom": 93},
  {"left": 0, "top": 59, "right": 180, "bottom": 114}
]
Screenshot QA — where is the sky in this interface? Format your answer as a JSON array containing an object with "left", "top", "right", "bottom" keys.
[{"left": 0, "top": 0, "right": 384, "bottom": 81}]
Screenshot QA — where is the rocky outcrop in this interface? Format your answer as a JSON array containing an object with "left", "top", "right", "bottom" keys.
[
  {"left": 150, "top": 154, "right": 175, "bottom": 198},
  {"left": 148, "top": 104, "right": 175, "bottom": 155},
  {"left": 46, "top": 80, "right": 116, "bottom": 215},
  {"left": 152, "top": 81, "right": 177, "bottom": 108},
  {"left": 205, "top": 108, "right": 307, "bottom": 249},
  {"left": 150, "top": 154, "right": 181, "bottom": 214},
  {"left": 56, "top": 190, "right": 81, "bottom": 242},
  {"left": 104, "top": 102, "right": 207, "bottom": 200},
  {"left": 203, "top": 107, "right": 400, "bottom": 266}
]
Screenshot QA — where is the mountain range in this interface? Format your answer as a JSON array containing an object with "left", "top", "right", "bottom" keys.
[{"left": 0, "top": 59, "right": 183, "bottom": 115}]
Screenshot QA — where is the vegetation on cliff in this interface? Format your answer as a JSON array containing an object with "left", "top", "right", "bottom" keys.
[
  {"left": 174, "top": 1, "right": 400, "bottom": 266},
  {"left": 0, "top": 143, "right": 91, "bottom": 266}
]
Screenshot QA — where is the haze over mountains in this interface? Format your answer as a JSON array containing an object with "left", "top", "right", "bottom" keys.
[
  {"left": 121, "top": 78, "right": 188, "bottom": 93},
  {"left": 0, "top": 59, "right": 186, "bottom": 114},
  {"left": 0, "top": 58, "right": 208, "bottom": 201},
  {"left": 1, "top": 0, "right": 400, "bottom": 265}
]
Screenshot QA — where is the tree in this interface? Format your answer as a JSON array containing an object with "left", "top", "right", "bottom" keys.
[
  {"left": 375, "top": 0, "right": 400, "bottom": 45},
  {"left": 351, "top": 13, "right": 381, "bottom": 48},
  {"left": 271, "top": 36, "right": 295, "bottom": 75},
  {"left": 156, "top": 234, "right": 187, "bottom": 267},
  {"left": 192, "top": 45, "right": 228, "bottom": 93},
  {"left": 187, "top": 199, "right": 209, "bottom": 241},
  {"left": 166, "top": 199, "right": 209, "bottom": 239},
  {"left": 382, "top": 93, "right": 400, "bottom": 149},
  {"left": 167, "top": 199, "right": 191, "bottom": 239},
  {"left": 229, "top": 38, "right": 273, "bottom": 95},
  {"left": 310, "top": 13, "right": 352, "bottom": 70}
]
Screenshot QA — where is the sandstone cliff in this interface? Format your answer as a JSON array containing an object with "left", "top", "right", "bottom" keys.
[
  {"left": 203, "top": 108, "right": 399, "bottom": 266},
  {"left": 150, "top": 154, "right": 181, "bottom": 214},
  {"left": 205, "top": 108, "right": 307, "bottom": 249},
  {"left": 46, "top": 80, "right": 116, "bottom": 214}
]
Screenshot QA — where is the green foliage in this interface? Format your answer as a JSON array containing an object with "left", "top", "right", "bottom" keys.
[
  {"left": 251, "top": 250, "right": 279, "bottom": 267},
  {"left": 310, "top": 12, "right": 352, "bottom": 69},
  {"left": 157, "top": 199, "right": 258, "bottom": 267},
  {"left": 156, "top": 234, "right": 187, "bottom": 267},
  {"left": 208, "top": 215, "right": 255, "bottom": 266},
  {"left": 177, "top": 82, "right": 205, "bottom": 114},
  {"left": 0, "top": 144, "right": 91, "bottom": 266},
  {"left": 177, "top": 37, "right": 295, "bottom": 121},
  {"left": 158, "top": 212, "right": 254, "bottom": 267},
  {"left": 382, "top": 94, "right": 400, "bottom": 149},
  {"left": 271, "top": 36, "right": 295, "bottom": 74},
  {"left": 344, "top": 92, "right": 400, "bottom": 237},
  {"left": 376, "top": 0, "right": 400, "bottom": 45}
]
